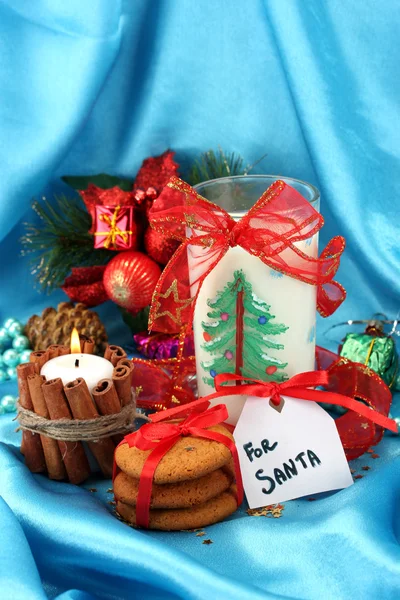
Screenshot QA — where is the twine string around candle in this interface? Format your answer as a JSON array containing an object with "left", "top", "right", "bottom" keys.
[{"left": 16, "top": 393, "right": 147, "bottom": 442}]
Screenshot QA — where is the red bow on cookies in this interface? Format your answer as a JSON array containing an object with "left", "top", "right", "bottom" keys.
[{"left": 114, "top": 399, "right": 243, "bottom": 528}]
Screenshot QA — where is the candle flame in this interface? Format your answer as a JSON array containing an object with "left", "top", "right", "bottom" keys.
[{"left": 70, "top": 328, "right": 81, "bottom": 354}]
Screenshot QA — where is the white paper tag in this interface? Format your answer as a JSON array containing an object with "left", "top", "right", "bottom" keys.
[{"left": 234, "top": 395, "right": 353, "bottom": 508}]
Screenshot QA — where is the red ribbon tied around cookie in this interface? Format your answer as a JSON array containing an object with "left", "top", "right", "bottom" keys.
[
  {"left": 115, "top": 399, "right": 243, "bottom": 529},
  {"left": 148, "top": 177, "right": 346, "bottom": 333}
]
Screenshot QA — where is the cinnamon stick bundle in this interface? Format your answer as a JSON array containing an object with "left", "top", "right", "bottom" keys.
[
  {"left": 17, "top": 363, "right": 46, "bottom": 473},
  {"left": 29, "top": 351, "right": 49, "bottom": 369},
  {"left": 112, "top": 365, "right": 132, "bottom": 407},
  {"left": 42, "top": 378, "right": 91, "bottom": 485},
  {"left": 64, "top": 378, "right": 115, "bottom": 478},
  {"left": 27, "top": 374, "right": 66, "bottom": 481},
  {"left": 104, "top": 345, "right": 127, "bottom": 366}
]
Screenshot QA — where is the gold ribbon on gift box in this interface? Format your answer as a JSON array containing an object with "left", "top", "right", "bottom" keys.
[{"left": 94, "top": 205, "right": 133, "bottom": 249}]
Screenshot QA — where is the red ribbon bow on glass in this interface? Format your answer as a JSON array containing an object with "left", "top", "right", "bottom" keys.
[
  {"left": 148, "top": 177, "right": 346, "bottom": 333},
  {"left": 114, "top": 399, "right": 243, "bottom": 529},
  {"left": 201, "top": 368, "right": 397, "bottom": 460}
]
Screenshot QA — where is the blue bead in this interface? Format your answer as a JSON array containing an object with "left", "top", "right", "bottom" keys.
[
  {"left": 3, "top": 318, "right": 17, "bottom": 330},
  {"left": 19, "top": 349, "right": 32, "bottom": 364},
  {"left": 210, "top": 369, "right": 217, "bottom": 378},
  {"left": 0, "top": 369, "right": 8, "bottom": 383},
  {"left": 3, "top": 349, "right": 20, "bottom": 367},
  {"left": 12, "top": 335, "right": 30, "bottom": 351},
  {"left": 258, "top": 316, "right": 267, "bottom": 325},
  {"left": 0, "top": 328, "right": 11, "bottom": 349},
  {"left": 7, "top": 321, "right": 24, "bottom": 338},
  {"left": 1, "top": 395, "right": 17, "bottom": 413},
  {"left": 6, "top": 367, "right": 17, "bottom": 381}
]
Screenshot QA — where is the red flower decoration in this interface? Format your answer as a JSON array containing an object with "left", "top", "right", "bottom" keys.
[
  {"left": 133, "top": 150, "right": 179, "bottom": 197},
  {"left": 62, "top": 266, "right": 109, "bottom": 307}
]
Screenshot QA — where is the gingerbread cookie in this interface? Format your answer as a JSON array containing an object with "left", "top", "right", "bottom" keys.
[
  {"left": 116, "top": 485, "right": 238, "bottom": 530},
  {"left": 115, "top": 423, "right": 234, "bottom": 484},
  {"left": 114, "top": 466, "right": 232, "bottom": 509}
]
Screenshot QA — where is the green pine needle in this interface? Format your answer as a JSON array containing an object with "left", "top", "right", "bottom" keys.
[
  {"left": 21, "top": 195, "right": 114, "bottom": 293},
  {"left": 187, "top": 149, "right": 246, "bottom": 185}
]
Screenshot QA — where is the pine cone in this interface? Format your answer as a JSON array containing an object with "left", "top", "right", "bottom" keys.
[{"left": 25, "top": 302, "right": 108, "bottom": 354}]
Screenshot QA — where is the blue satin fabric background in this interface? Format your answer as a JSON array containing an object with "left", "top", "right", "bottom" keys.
[{"left": 1, "top": 1, "right": 399, "bottom": 599}]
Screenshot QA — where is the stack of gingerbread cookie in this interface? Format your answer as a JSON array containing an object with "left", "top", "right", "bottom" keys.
[{"left": 113, "top": 422, "right": 240, "bottom": 530}]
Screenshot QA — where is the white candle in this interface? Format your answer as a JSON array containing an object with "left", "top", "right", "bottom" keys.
[
  {"left": 190, "top": 176, "right": 320, "bottom": 425},
  {"left": 41, "top": 354, "right": 114, "bottom": 393}
]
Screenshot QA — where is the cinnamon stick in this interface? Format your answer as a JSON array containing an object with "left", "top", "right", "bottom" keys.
[
  {"left": 112, "top": 365, "right": 132, "bottom": 407},
  {"left": 29, "top": 351, "right": 49, "bottom": 369},
  {"left": 104, "top": 345, "right": 127, "bottom": 366},
  {"left": 27, "top": 374, "right": 66, "bottom": 481},
  {"left": 79, "top": 335, "right": 95, "bottom": 354},
  {"left": 47, "top": 345, "right": 69, "bottom": 358},
  {"left": 117, "top": 358, "right": 133, "bottom": 371},
  {"left": 92, "top": 379, "right": 121, "bottom": 414},
  {"left": 84, "top": 338, "right": 95, "bottom": 354},
  {"left": 64, "top": 378, "right": 115, "bottom": 478},
  {"left": 17, "top": 363, "right": 46, "bottom": 473},
  {"left": 93, "top": 379, "right": 123, "bottom": 445},
  {"left": 42, "top": 378, "right": 91, "bottom": 485}
]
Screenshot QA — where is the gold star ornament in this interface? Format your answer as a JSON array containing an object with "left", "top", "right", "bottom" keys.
[{"left": 152, "top": 279, "right": 192, "bottom": 326}]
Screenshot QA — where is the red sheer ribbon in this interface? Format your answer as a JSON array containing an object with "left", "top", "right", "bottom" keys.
[
  {"left": 131, "top": 327, "right": 196, "bottom": 411},
  {"left": 113, "top": 399, "right": 243, "bottom": 529},
  {"left": 148, "top": 177, "right": 346, "bottom": 333},
  {"left": 202, "top": 367, "right": 397, "bottom": 460}
]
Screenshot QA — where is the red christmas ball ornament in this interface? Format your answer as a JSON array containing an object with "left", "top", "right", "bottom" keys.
[
  {"left": 203, "top": 332, "right": 212, "bottom": 342},
  {"left": 144, "top": 227, "right": 180, "bottom": 265},
  {"left": 266, "top": 365, "right": 277, "bottom": 375},
  {"left": 103, "top": 251, "right": 161, "bottom": 311}
]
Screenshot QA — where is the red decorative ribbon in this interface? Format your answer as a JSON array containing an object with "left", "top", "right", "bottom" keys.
[
  {"left": 201, "top": 368, "right": 397, "bottom": 460},
  {"left": 113, "top": 399, "right": 243, "bottom": 529},
  {"left": 148, "top": 177, "right": 346, "bottom": 333}
]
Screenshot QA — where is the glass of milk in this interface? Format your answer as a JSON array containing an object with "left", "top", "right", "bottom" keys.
[{"left": 190, "top": 175, "right": 320, "bottom": 425}]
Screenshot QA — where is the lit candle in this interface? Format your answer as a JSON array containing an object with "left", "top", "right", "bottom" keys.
[{"left": 41, "top": 328, "right": 114, "bottom": 393}]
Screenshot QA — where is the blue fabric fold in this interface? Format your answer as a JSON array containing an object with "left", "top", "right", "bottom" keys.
[{"left": 1, "top": 0, "right": 400, "bottom": 598}]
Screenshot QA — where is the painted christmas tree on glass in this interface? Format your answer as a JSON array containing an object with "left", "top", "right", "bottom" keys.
[{"left": 201, "top": 270, "right": 289, "bottom": 385}]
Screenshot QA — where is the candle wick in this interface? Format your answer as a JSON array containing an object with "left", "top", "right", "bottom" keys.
[{"left": 75, "top": 359, "right": 79, "bottom": 368}]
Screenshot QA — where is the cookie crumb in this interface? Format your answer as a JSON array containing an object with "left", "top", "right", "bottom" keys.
[
  {"left": 106, "top": 488, "right": 113, "bottom": 493},
  {"left": 88, "top": 488, "right": 97, "bottom": 493},
  {"left": 196, "top": 531, "right": 206, "bottom": 537},
  {"left": 354, "top": 475, "right": 363, "bottom": 480},
  {"left": 362, "top": 466, "right": 371, "bottom": 471},
  {"left": 371, "top": 454, "right": 380, "bottom": 459},
  {"left": 203, "top": 539, "right": 213, "bottom": 545}
]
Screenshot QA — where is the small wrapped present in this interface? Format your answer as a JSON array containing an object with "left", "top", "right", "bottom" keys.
[{"left": 94, "top": 205, "right": 135, "bottom": 250}]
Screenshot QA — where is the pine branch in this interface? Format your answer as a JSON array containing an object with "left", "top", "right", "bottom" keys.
[
  {"left": 21, "top": 195, "right": 114, "bottom": 293},
  {"left": 187, "top": 149, "right": 246, "bottom": 185}
]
